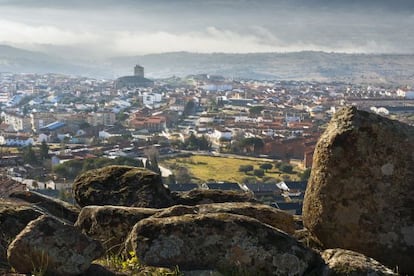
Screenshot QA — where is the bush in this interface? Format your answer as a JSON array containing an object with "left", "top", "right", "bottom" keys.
[
  {"left": 279, "top": 163, "right": 293, "bottom": 174},
  {"left": 259, "top": 163, "right": 273, "bottom": 171},
  {"left": 238, "top": 164, "right": 254, "bottom": 173},
  {"left": 253, "top": 169, "right": 265, "bottom": 177},
  {"left": 300, "top": 168, "right": 311, "bottom": 181},
  {"left": 241, "top": 176, "right": 257, "bottom": 184}
]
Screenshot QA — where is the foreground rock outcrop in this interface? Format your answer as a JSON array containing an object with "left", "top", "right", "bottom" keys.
[
  {"left": 9, "top": 190, "right": 80, "bottom": 224},
  {"left": 73, "top": 165, "right": 174, "bottom": 208},
  {"left": 173, "top": 189, "right": 257, "bottom": 206},
  {"left": 154, "top": 202, "right": 295, "bottom": 234},
  {"left": 127, "top": 213, "right": 321, "bottom": 275},
  {"left": 303, "top": 106, "right": 414, "bottom": 274},
  {"left": 321, "top": 249, "right": 397, "bottom": 275},
  {"left": 75, "top": 202, "right": 295, "bottom": 255},
  {"left": 75, "top": 205, "right": 158, "bottom": 253},
  {"left": 73, "top": 166, "right": 259, "bottom": 210},
  {"left": 7, "top": 215, "right": 104, "bottom": 275},
  {"left": 0, "top": 201, "right": 43, "bottom": 269}
]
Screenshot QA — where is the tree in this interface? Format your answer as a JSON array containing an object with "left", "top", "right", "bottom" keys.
[
  {"left": 253, "top": 169, "right": 265, "bottom": 177},
  {"left": 198, "top": 135, "right": 212, "bottom": 151},
  {"left": 279, "top": 163, "right": 293, "bottom": 174},
  {"left": 259, "top": 163, "right": 273, "bottom": 172},
  {"left": 116, "top": 112, "right": 128, "bottom": 122},
  {"left": 175, "top": 167, "right": 191, "bottom": 184},
  {"left": 39, "top": 141, "right": 49, "bottom": 160},
  {"left": 182, "top": 133, "right": 211, "bottom": 151},
  {"left": 165, "top": 174, "right": 176, "bottom": 185},
  {"left": 183, "top": 100, "right": 196, "bottom": 116},
  {"left": 300, "top": 168, "right": 311, "bottom": 181},
  {"left": 239, "top": 137, "right": 264, "bottom": 154},
  {"left": 238, "top": 164, "right": 254, "bottom": 174},
  {"left": 53, "top": 159, "right": 84, "bottom": 179},
  {"left": 241, "top": 176, "right": 257, "bottom": 184},
  {"left": 22, "top": 145, "right": 37, "bottom": 165},
  {"left": 275, "top": 162, "right": 282, "bottom": 169},
  {"left": 249, "top": 106, "right": 265, "bottom": 115}
]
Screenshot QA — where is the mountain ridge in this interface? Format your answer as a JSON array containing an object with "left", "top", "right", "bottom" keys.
[{"left": 1, "top": 44, "right": 414, "bottom": 84}]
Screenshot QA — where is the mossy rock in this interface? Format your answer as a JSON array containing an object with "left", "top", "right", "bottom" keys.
[
  {"left": 72, "top": 166, "right": 174, "bottom": 208},
  {"left": 0, "top": 201, "right": 43, "bottom": 270}
]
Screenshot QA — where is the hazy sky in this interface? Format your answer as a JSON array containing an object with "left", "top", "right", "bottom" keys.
[{"left": 1, "top": 0, "right": 414, "bottom": 57}]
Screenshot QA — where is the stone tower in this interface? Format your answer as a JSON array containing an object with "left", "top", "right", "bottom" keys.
[{"left": 134, "top": 64, "right": 144, "bottom": 77}]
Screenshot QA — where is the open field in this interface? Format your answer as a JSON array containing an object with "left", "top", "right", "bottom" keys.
[{"left": 162, "top": 155, "right": 304, "bottom": 183}]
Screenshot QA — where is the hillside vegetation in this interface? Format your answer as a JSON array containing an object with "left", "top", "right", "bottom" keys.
[{"left": 162, "top": 155, "right": 305, "bottom": 184}]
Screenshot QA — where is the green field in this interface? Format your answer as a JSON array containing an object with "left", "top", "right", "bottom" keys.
[{"left": 162, "top": 155, "right": 304, "bottom": 183}]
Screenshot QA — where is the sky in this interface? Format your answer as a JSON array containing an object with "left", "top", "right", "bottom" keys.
[{"left": 0, "top": 0, "right": 414, "bottom": 57}]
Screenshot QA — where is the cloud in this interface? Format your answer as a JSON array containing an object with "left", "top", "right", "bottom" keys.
[
  {"left": 110, "top": 27, "right": 404, "bottom": 55},
  {"left": 0, "top": 1, "right": 414, "bottom": 56},
  {"left": 0, "top": 19, "right": 99, "bottom": 45},
  {"left": 112, "top": 27, "right": 280, "bottom": 55}
]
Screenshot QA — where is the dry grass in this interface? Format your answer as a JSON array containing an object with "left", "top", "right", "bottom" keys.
[{"left": 162, "top": 155, "right": 303, "bottom": 183}]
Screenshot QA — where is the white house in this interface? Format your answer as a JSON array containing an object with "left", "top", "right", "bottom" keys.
[
  {"left": 0, "top": 135, "right": 34, "bottom": 147},
  {"left": 142, "top": 92, "right": 162, "bottom": 107},
  {"left": 211, "top": 128, "right": 232, "bottom": 141},
  {"left": 37, "top": 133, "right": 49, "bottom": 143},
  {"left": 98, "top": 130, "right": 122, "bottom": 140}
]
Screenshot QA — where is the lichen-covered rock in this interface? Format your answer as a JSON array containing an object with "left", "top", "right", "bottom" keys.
[
  {"left": 0, "top": 201, "right": 42, "bottom": 270},
  {"left": 321, "top": 249, "right": 397, "bottom": 275},
  {"left": 80, "top": 263, "right": 121, "bottom": 276},
  {"left": 10, "top": 190, "right": 80, "bottom": 224},
  {"left": 73, "top": 165, "right": 174, "bottom": 208},
  {"left": 75, "top": 205, "right": 158, "bottom": 253},
  {"left": 153, "top": 202, "right": 295, "bottom": 234},
  {"left": 172, "top": 189, "right": 257, "bottom": 206},
  {"left": 7, "top": 215, "right": 104, "bottom": 275},
  {"left": 127, "top": 213, "right": 320, "bottom": 275},
  {"left": 303, "top": 106, "right": 414, "bottom": 274}
]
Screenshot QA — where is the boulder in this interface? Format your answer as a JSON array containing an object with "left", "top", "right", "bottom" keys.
[
  {"left": 80, "top": 264, "right": 123, "bottom": 276},
  {"left": 72, "top": 165, "right": 174, "bottom": 208},
  {"left": 75, "top": 205, "right": 158, "bottom": 253},
  {"left": 127, "top": 213, "right": 320, "bottom": 275},
  {"left": 0, "top": 201, "right": 42, "bottom": 270},
  {"left": 7, "top": 215, "right": 104, "bottom": 275},
  {"left": 321, "top": 249, "right": 397, "bottom": 275},
  {"left": 9, "top": 190, "right": 80, "bottom": 224},
  {"left": 172, "top": 189, "right": 257, "bottom": 206},
  {"left": 303, "top": 106, "right": 414, "bottom": 274},
  {"left": 153, "top": 202, "right": 295, "bottom": 234}
]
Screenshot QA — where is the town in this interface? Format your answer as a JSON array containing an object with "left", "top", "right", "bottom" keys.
[{"left": 1, "top": 65, "right": 414, "bottom": 214}]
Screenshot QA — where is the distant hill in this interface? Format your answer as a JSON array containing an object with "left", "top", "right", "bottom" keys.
[
  {"left": 0, "top": 45, "right": 103, "bottom": 77},
  {"left": 1, "top": 45, "right": 414, "bottom": 84},
  {"left": 110, "top": 51, "right": 414, "bottom": 84}
]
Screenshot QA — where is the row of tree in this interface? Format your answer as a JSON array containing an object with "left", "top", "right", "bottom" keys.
[
  {"left": 181, "top": 133, "right": 212, "bottom": 151},
  {"left": 20, "top": 141, "right": 50, "bottom": 165},
  {"left": 238, "top": 162, "right": 293, "bottom": 174}
]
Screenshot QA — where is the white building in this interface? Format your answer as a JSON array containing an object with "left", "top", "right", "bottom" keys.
[
  {"left": 87, "top": 112, "right": 116, "bottom": 126},
  {"left": 396, "top": 89, "right": 414, "bottom": 99},
  {"left": 3, "top": 112, "right": 31, "bottom": 132},
  {"left": 142, "top": 92, "right": 162, "bottom": 107},
  {"left": 211, "top": 128, "right": 232, "bottom": 141},
  {"left": 0, "top": 135, "right": 34, "bottom": 147}
]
